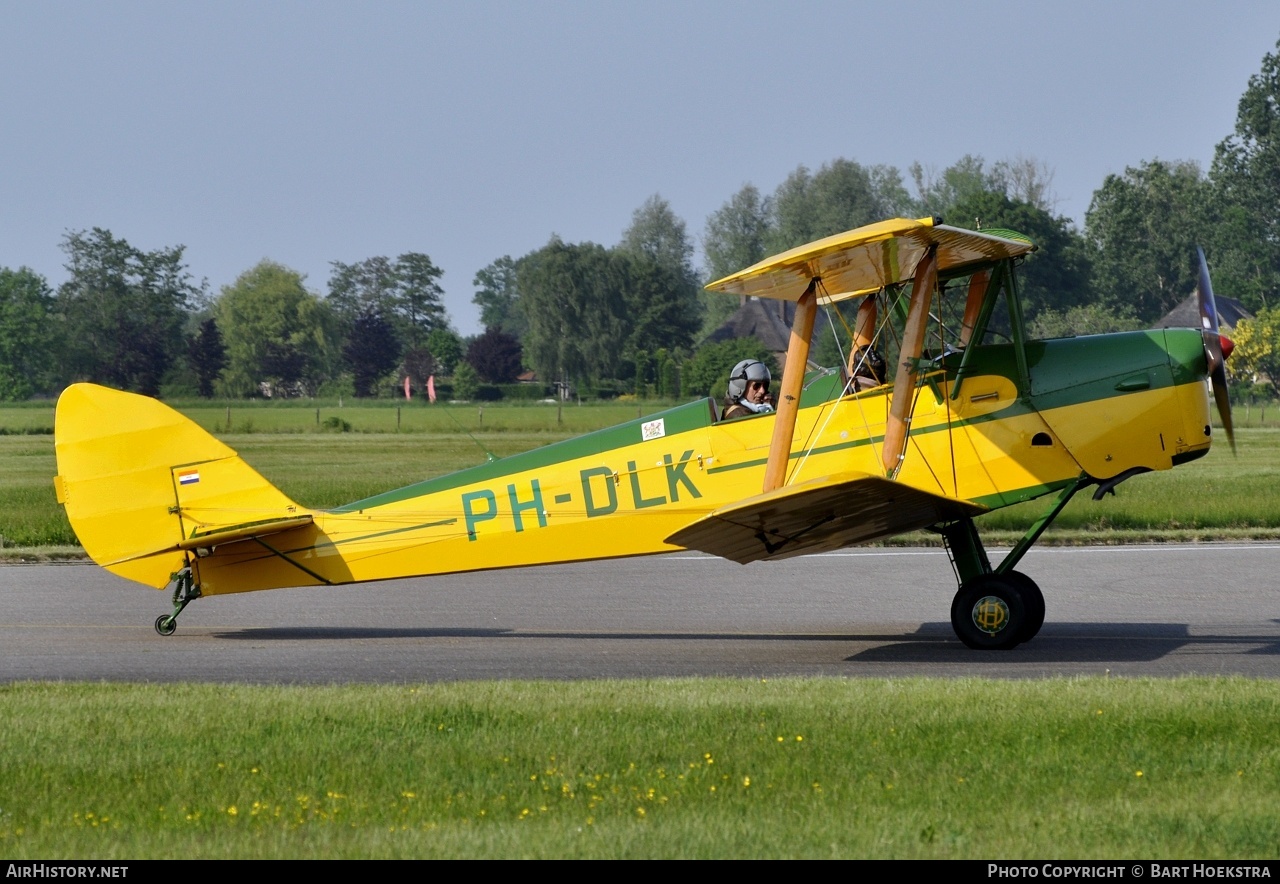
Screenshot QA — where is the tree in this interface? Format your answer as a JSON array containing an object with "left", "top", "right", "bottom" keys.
[
  {"left": 682, "top": 338, "right": 779, "bottom": 401},
  {"left": 425, "top": 327, "right": 463, "bottom": 375},
  {"left": 910, "top": 154, "right": 1062, "bottom": 218},
  {"left": 617, "top": 250, "right": 701, "bottom": 357},
  {"left": 215, "top": 260, "right": 338, "bottom": 397},
  {"left": 343, "top": 305, "right": 400, "bottom": 397},
  {"left": 472, "top": 256, "right": 525, "bottom": 338},
  {"left": 620, "top": 195, "right": 699, "bottom": 283},
  {"left": 0, "top": 267, "right": 58, "bottom": 400},
  {"left": 1084, "top": 159, "right": 1211, "bottom": 323},
  {"left": 187, "top": 317, "right": 226, "bottom": 398},
  {"left": 618, "top": 194, "right": 703, "bottom": 340},
  {"left": 1027, "top": 305, "right": 1144, "bottom": 340},
  {"left": 1210, "top": 38, "right": 1280, "bottom": 311},
  {"left": 327, "top": 255, "right": 398, "bottom": 328},
  {"left": 701, "top": 183, "right": 773, "bottom": 337},
  {"left": 401, "top": 347, "right": 435, "bottom": 396},
  {"left": 910, "top": 155, "right": 1003, "bottom": 217},
  {"left": 328, "top": 253, "right": 449, "bottom": 355},
  {"left": 452, "top": 361, "right": 479, "bottom": 400},
  {"left": 769, "top": 159, "right": 910, "bottom": 253},
  {"left": 466, "top": 326, "right": 523, "bottom": 383},
  {"left": 948, "top": 191, "right": 1093, "bottom": 320},
  {"left": 394, "top": 252, "right": 449, "bottom": 348},
  {"left": 518, "top": 238, "right": 625, "bottom": 387},
  {"left": 990, "top": 155, "right": 1060, "bottom": 214},
  {"left": 703, "top": 183, "right": 772, "bottom": 283},
  {"left": 57, "top": 228, "right": 202, "bottom": 395},
  {"left": 1226, "top": 306, "right": 1280, "bottom": 387}
]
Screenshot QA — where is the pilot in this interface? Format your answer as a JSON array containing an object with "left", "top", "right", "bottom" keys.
[
  {"left": 722, "top": 359, "right": 775, "bottom": 420},
  {"left": 849, "top": 344, "right": 887, "bottom": 391}
]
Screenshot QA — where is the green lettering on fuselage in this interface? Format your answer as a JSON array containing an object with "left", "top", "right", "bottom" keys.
[
  {"left": 627, "top": 460, "right": 665, "bottom": 509},
  {"left": 580, "top": 466, "right": 618, "bottom": 516},
  {"left": 664, "top": 450, "right": 702, "bottom": 502},
  {"left": 508, "top": 479, "right": 546, "bottom": 532},
  {"left": 460, "top": 451, "right": 703, "bottom": 540},
  {"left": 462, "top": 489, "right": 498, "bottom": 540}
]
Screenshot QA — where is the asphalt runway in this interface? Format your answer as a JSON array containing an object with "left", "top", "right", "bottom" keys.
[{"left": 3, "top": 543, "right": 1280, "bottom": 683}]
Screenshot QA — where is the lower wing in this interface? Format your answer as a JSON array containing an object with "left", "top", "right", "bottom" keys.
[{"left": 666, "top": 471, "right": 986, "bottom": 563}]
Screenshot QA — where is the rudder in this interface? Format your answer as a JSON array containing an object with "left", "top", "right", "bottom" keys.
[{"left": 54, "top": 384, "right": 307, "bottom": 589}]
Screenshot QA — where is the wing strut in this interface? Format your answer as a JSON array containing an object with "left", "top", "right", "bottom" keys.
[
  {"left": 958, "top": 268, "right": 990, "bottom": 348},
  {"left": 763, "top": 280, "right": 819, "bottom": 493},
  {"left": 882, "top": 245, "right": 938, "bottom": 477}
]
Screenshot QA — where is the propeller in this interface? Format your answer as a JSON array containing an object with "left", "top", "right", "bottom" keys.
[{"left": 1195, "top": 246, "right": 1236, "bottom": 453}]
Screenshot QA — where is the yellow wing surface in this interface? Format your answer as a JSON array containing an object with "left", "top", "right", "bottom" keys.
[
  {"left": 666, "top": 471, "right": 986, "bottom": 564},
  {"left": 706, "top": 216, "right": 1034, "bottom": 303}
]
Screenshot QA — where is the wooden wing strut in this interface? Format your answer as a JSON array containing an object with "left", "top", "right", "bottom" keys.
[
  {"left": 763, "top": 281, "right": 818, "bottom": 493},
  {"left": 881, "top": 246, "right": 938, "bottom": 477}
]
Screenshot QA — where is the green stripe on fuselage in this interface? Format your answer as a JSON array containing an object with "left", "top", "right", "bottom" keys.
[{"left": 329, "top": 398, "right": 719, "bottom": 513}]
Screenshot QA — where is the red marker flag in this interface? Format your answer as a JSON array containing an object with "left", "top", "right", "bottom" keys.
[
  {"left": 404, "top": 376, "right": 411, "bottom": 400},
  {"left": 427, "top": 375, "right": 437, "bottom": 403}
]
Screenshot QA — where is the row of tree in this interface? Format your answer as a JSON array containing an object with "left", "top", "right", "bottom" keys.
[{"left": 2, "top": 39, "right": 1279, "bottom": 402}]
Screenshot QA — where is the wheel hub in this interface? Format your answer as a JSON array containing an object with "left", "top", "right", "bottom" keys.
[{"left": 970, "top": 595, "right": 1010, "bottom": 635}]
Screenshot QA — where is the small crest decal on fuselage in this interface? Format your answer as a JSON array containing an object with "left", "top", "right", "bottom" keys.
[{"left": 641, "top": 418, "right": 666, "bottom": 442}]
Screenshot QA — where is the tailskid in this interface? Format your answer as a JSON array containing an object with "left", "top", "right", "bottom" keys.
[{"left": 154, "top": 565, "right": 202, "bottom": 636}]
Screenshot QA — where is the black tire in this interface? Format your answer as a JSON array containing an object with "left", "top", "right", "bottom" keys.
[
  {"left": 1002, "top": 571, "right": 1045, "bottom": 644},
  {"left": 951, "top": 575, "right": 1026, "bottom": 650},
  {"left": 154, "top": 615, "right": 177, "bottom": 637}
]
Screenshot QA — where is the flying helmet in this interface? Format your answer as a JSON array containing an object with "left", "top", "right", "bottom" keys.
[{"left": 728, "top": 359, "right": 771, "bottom": 402}]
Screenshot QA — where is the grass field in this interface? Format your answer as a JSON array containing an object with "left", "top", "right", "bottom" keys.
[{"left": 1, "top": 678, "right": 1277, "bottom": 859}]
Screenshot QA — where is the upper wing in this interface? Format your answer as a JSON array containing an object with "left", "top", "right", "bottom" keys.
[
  {"left": 665, "top": 471, "right": 986, "bottom": 564},
  {"left": 704, "top": 217, "right": 1035, "bottom": 305}
]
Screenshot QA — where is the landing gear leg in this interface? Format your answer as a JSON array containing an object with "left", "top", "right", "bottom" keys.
[
  {"left": 937, "top": 479, "right": 1089, "bottom": 649},
  {"left": 154, "top": 565, "right": 201, "bottom": 636}
]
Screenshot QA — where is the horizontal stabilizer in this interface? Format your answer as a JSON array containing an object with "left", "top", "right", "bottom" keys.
[
  {"left": 666, "top": 471, "right": 986, "bottom": 564},
  {"left": 176, "top": 515, "right": 315, "bottom": 550}
]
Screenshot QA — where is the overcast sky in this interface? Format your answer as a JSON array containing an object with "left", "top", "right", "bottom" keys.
[{"left": 2, "top": 1, "right": 1278, "bottom": 334}]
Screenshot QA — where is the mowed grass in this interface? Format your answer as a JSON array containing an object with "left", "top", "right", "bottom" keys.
[{"left": 1, "top": 677, "right": 1277, "bottom": 859}]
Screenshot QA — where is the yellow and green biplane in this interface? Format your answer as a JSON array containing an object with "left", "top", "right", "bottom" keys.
[{"left": 52, "top": 216, "right": 1235, "bottom": 650}]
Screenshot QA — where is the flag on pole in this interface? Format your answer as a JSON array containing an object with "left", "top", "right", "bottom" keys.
[
  {"left": 427, "top": 375, "right": 437, "bottom": 403},
  {"left": 404, "top": 376, "right": 411, "bottom": 400}
]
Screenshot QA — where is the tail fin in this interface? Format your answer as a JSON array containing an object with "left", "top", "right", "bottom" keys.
[{"left": 54, "top": 384, "right": 308, "bottom": 589}]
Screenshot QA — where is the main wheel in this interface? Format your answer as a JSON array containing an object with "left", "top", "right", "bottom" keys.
[
  {"left": 951, "top": 575, "right": 1027, "bottom": 650},
  {"left": 154, "top": 614, "right": 177, "bottom": 637},
  {"left": 1002, "top": 571, "right": 1045, "bottom": 644}
]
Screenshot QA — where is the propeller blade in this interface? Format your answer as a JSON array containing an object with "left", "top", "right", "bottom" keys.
[{"left": 1195, "top": 246, "right": 1235, "bottom": 453}]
